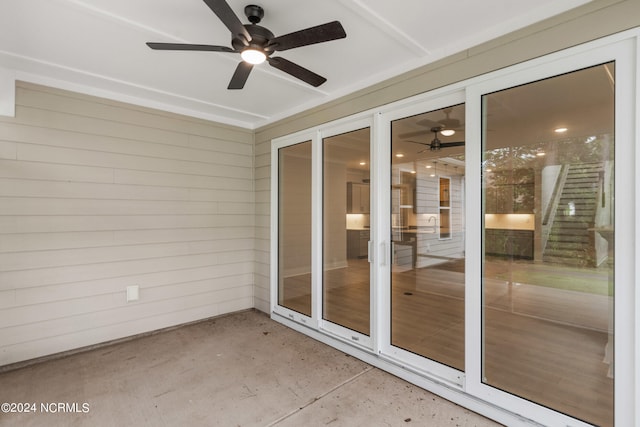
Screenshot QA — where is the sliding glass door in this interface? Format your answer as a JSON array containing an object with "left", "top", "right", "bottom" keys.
[
  {"left": 388, "top": 102, "right": 466, "bottom": 374},
  {"left": 322, "top": 125, "right": 372, "bottom": 343},
  {"left": 467, "top": 38, "right": 635, "bottom": 425},
  {"left": 277, "top": 141, "right": 313, "bottom": 317},
  {"left": 272, "top": 33, "right": 636, "bottom": 427},
  {"left": 480, "top": 63, "right": 615, "bottom": 427}
]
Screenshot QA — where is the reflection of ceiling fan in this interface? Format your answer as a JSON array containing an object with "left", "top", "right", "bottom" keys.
[
  {"left": 399, "top": 107, "right": 462, "bottom": 139},
  {"left": 409, "top": 127, "right": 465, "bottom": 152},
  {"left": 146, "top": 1, "right": 346, "bottom": 89}
]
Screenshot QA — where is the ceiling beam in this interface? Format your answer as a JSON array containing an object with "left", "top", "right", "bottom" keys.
[{"left": 335, "top": 0, "right": 430, "bottom": 57}]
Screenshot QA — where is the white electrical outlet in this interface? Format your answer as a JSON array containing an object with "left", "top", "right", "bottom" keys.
[{"left": 126, "top": 285, "right": 139, "bottom": 302}]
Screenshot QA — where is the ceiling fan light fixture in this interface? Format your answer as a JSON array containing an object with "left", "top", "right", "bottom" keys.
[
  {"left": 241, "top": 48, "right": 266, "bottom": 64},
  {"left": 440, "top": 129, "right": 455, "bottom": 137}
]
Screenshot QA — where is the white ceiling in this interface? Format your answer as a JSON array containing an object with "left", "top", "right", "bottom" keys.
[{"left": 0, "top": 0, "right": 591, "bottom": 129}]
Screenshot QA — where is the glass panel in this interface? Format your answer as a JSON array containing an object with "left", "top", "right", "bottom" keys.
[
  {"left": 323, "top": 128, "right": 371, "bottom": 335},
  {"left": 278, "top": 141, "right": 312, "bottom": 316},
  {"left": 390, "top": 104, "right": 465, "bottom": 370},
  {"left": 482, "top": 63, "right": 614, "bottom": 426}
]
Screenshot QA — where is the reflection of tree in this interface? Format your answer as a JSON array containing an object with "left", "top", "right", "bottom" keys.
[
  {"left": 483, "top": 134, "right": 614, "bottom": 173},
  {"left": 483, "top": 134, "right": 613, "bottom": 214}
]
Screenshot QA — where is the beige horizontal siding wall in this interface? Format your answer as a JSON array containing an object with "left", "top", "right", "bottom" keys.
[
  {"left": 0, "top": 82, "right": 254, "bottom": 366},
  {"left": 253, "top": 0, "right": 640, "bottom": 313}
]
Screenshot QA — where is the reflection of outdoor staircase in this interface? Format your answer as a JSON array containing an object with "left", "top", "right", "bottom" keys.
[{"left": 543, "top": 163, "right": 603, "bottom": 267}]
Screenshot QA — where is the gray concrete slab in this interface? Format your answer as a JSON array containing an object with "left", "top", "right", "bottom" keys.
[
  {"left": 275, "top": 368, "right": 499, "bottom": 427},
  {"left": 0, "top": 310, "right": 501, "bottom": 426}
]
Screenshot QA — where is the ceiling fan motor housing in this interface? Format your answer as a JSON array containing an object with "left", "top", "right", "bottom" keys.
[{"left": 232, "top": 24, "right": 274, "bottom": 52}]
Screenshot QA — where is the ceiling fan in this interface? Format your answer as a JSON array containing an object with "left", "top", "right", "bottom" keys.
[
  {"left": 409, "top": 127, "right": 465, "bottom": 152},
  {"left": 146, "top": 1, "right": 346, "bottom": 89}
]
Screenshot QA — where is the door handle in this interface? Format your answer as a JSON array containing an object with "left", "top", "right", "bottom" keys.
[
  {"left": 368, "top": 240, "right": 373, "bottom": 263},
  {"left": 391, "top": 241, "right": 395, "bottom": 265}
]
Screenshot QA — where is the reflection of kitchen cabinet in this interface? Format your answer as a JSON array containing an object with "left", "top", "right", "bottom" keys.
[
  {"left": 485, "top": 229, "right": 533, "bottom": 259},
  {"left": 347, "top": 182, "right": 370, "bottom": 214},
  {"left": 347, "top": 229, "right": 370, "bottom": 258},
  {"left": 485, "top": 169, "right": 534, "bottom": 214},
  {"left": 486, "top": 184, "right": 534, "bottom": 213},
  {"left": 513, "top": 183, "right": 534, "bottom": 213},
  {"left": 486, "top": 186, "right": 512, "bottom": 213}
]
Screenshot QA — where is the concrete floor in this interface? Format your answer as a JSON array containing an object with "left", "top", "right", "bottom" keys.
[{"left": 0, "top": 310, "right": 501, "bottom": 427}]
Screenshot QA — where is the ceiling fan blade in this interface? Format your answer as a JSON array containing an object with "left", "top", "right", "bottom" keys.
[
  {"left": 228, "top": 61, "right": 253, "bottom": 89},
  {"left": 146, "top": 42, "right": 237, "bottom": 52},
  {"left": 267, "top": 57, "right": 326, "bottom": 87},
  {"left": 440, "top": 141, "right": 465, "bottom": 147},
  {"left": 399, "top": 129, "right": 432, "bottom": 139},
  {"left": 405, "top": 140, "right": 429, "bottom": 146},
  {"left": 415, "top": 118, "right": 444, "bottom": 128},
  {"left": 202, "top": 0, "right": 251, "bottom": 44},
  {"left": 267, "top": 21, "right": 346, "bottom": 52},
  {"left": 405, "top": 140, "right": 431, "bottom": 153}
]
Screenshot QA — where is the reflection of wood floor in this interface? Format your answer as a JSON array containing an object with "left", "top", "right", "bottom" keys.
[{"left": 281, "top": 258, "right": 613, "bottom": 427}]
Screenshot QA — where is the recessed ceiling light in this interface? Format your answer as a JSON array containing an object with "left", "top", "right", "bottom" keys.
[
  {"left": 410, "top": 170, "right": 416, "bottom": 174},
  {"left": 359, "top": 161, "right": 366, "bottom": 165},
  {"left": 554, "top": 127, "right": 568, "bottom": 133},
  {"left": 536, "top": 151, "right": 546, "bottom": 157},
  {"left": 440, "top": 129, "right": 455, "bottom": 137},
  {"left": 486, "top": 168, "right": 492, "bottom": 172},
  {"left": 425, "top": 165, "right": 432, "bottom": 169},
  {"left": 395, "top": 153, "right": 404, "bottom": 158}
]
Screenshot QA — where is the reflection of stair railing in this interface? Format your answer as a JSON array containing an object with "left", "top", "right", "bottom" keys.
[
  {"left": 542, "top": 165, "right": 569, "bottom": 252},
  {"left": 592, "top": 162, "right": 613, "bottom": 266}
]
